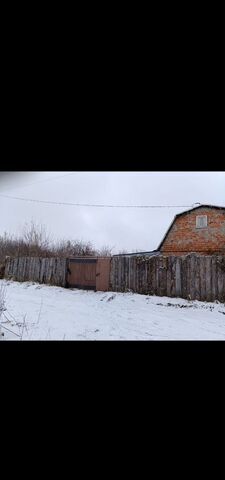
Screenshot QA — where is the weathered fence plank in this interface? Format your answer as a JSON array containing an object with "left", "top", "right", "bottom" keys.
[
  {"left": 199, "top": 256, "right": 206, "bottom": 301},
  {"left": 211, "top": 256, "right": 217, "bottom": 302},
  {"left": 194, "top": 255, "right": 201, "bottom": 301},
  {"left": 217, "top": 256, "right": 225, "bottom": 302},
  {"left": 181, "top": 256, "right": 187, "bottom": 299},
  {"left": 170, "top": 256, "right": 176, "bottom": 297},
  {"left": 4, "top": 256, "right": 67, "bottom": 287},
  {"left": 166, "top": 256, "right": 172, "bottom": 297},
  {"left": 189, "top": 255, "right": 196, "bottom": 300},
  {"left": 110, "top": 254, "right": 225, "bottom": 302},
  {"left": 205, "top": 256, "right": 212, "bottom": 302},
  {"left": 175, "top": 257, "right": 182, "bottom": 298}
]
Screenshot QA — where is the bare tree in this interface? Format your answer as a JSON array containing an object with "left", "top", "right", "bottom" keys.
[{"left": 22, "top": 221, "right": 51, "bottom": 256}]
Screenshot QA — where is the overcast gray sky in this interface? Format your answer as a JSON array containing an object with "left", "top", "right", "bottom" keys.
[{"left": 0, "top": 172, "right": 224, "bottom": 253}]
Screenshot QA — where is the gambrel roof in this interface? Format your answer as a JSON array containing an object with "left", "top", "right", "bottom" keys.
[{"left": 158, "top": 204, "right": 225, "bottom": 251}]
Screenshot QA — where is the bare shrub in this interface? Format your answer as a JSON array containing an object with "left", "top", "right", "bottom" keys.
[
  {"left": 96, "top": 245, "right": 114, "bottom": 257},
  {"left": 0, "top": 221, "right": 114, "bottom": 262},
  {"left": 0, "top": 223, "right": 53, "bottom": 262},
  {"left": 53, "top": 239, "right": 97, "bottom": 258}
]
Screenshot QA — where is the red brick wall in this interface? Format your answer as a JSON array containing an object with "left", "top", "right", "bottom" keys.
[{"left": 160, "top": 207, "right": 225, "bottom": 255}]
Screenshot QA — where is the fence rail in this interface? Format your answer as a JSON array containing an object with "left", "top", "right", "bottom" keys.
[
  {"left": 4, "top": 256, "right": 67, "bottom": 287},
  {"left": 110, "top": 254, "right": 225, "bottom": 302}
]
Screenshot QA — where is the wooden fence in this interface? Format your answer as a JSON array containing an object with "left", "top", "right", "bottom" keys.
[
  {"left": 110, "top": 254, "right": 225, "bottom": 302},
  {"left": 3, "top": 254, "right": 225, "bottom": 302},
  {"left": 4, "top": 256, "right": 67, "bottom": 287}
]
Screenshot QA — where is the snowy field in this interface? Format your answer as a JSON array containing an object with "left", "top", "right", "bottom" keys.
[{"left": 0, "top": 279, "right": 225, "bottom": 340}]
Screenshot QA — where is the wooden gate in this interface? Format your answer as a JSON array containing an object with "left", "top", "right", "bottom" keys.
[
  {"left": 67, "top": 257, "right": 111, "bottom": 291},
  {"left": 67, "top": 258, "right": 97, "bottom": 290}
]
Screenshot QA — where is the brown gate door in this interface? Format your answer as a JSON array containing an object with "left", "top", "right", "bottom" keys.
[
  {"left": 96, "top": 258, "right": 111, "bottom": 291},
  {"left": 67, "top": 258, "right": 97, "bottom": 290}
]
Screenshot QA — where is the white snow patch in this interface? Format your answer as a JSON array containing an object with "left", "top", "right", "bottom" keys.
[{"left": 0, "top": 279, "right": 225, "bottom": 340}]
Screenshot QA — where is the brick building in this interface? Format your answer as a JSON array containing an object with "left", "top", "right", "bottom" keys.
[{"left": 158, "top": 204, "right": 225, "bottom": 256}]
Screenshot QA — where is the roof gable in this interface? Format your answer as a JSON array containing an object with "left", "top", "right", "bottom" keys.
[{"left": 158, "top": 204, "right": 225, "bottom": 251}]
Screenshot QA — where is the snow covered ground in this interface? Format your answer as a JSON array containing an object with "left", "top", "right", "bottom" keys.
[{"left": 0, "top": 279, "right": 225, "bottom": 340}]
